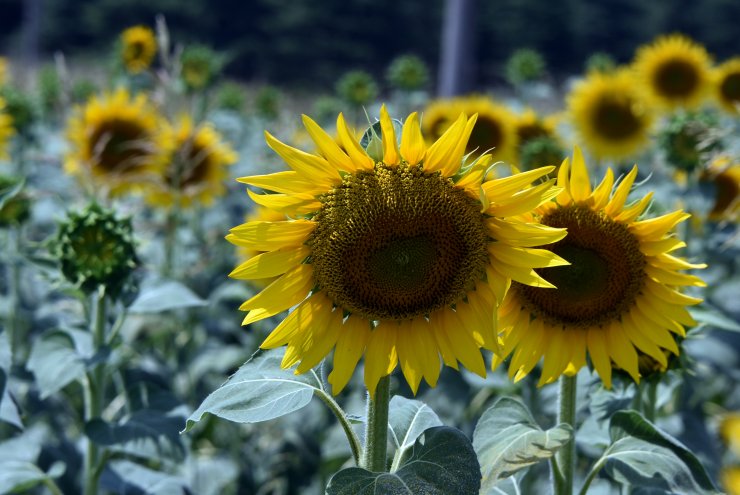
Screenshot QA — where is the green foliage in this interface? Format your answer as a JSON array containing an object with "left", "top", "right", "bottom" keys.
[
  {"left": 180, "top": 44, "right": 224, "bottom": 91},
  {"left": 505, "top": 48, "right": 546, "bottom": 86},
  {"left": 127, "top": 278, "right": 206, "bottom": 313},
  {"left": 585, "top": 51, "right": 617, "bottom": 74},
  {"left": 0, "top": 176, "right": 30, "bottom": 227},
  {"left": 26, "top": 329, "right": 91, "bottom": 399},
  {"left": 519, "top": 136, "right": 565, "bottom": 171},
  {"left": 215, "top": 81, "right": 246, "bottom": 112},
  {"left": 473, "top": 397, "right": 572, "bottom": 491},
  {"left": 386, "top": 54, "right": 429, "bottom": 91},
  {"left": 37, "top": 65, "right": 62, "bottom": 115},
  {"left": 0, "top": 86, "right": 37, "bottom": 136},
  {"left": 336, "top": 70, "right": 378, "bottom": 107},
  {"left": 254, "top": 85, "right": 281, "bottom": 121},
  {"left": 71, "top": 79, "right": 98, "bottom": 104},
  {"left": 659, "top": 110, "right": 722, "bottom": 172},
  {"left": 327, "top": 427, "right": 481, "bottom": 495}
]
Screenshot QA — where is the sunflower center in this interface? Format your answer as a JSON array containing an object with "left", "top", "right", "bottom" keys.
[
  {"left": 654, "top": 59, "right": 699, "bottom": 98},
  {"left": 517, "top": 122, "right": 547, "bottom": 145},
  {"left": 89, "top": 119, "right": 149, "bottom": 174},
  {"left": 309, "top": 162, "right": 489, "bottom": 321},
  {"left": 516, "top": 204, "right": 646, "bottom": 328},
  {"left": 467, "top": 117, "right": 503, "bottom": 154},
  {"left": 720, "top": 73, "right": 740, "bottom": 103},
  {"left": 593, "top": 98, "right": 640, "bottom": 140},
  {"left": 167, "top": 141, "right": 210, "bottom": 188}
]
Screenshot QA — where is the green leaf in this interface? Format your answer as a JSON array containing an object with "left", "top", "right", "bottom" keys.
[
  {"left": 387, "top": 396, "right": 442, "bottom": 460},
  {"left": 26, "top": 330, "right": 87, "bottom": 398},
  {"left": 128, "top": 279, "right": 206, "bottom": 313},
  {"left": 484, "top": 476, "right": 522, "bottom": 495},
  {"left": 326, "top": 426, "right": 481, "bottom": 495},
  {"left": 473, "top": 397, "right": 572, "bottom": 491},
  {"left": 0, "top": 179, "right": 24, "bottom": 210},
  {"left": 102, "top": 460, "right": 185, "bottom": 494},
  {"left": 609, "top": 411, "right": 718, "bottom": 492},
  {"left": 86, "top": 409, "right": 186, "bottom": 459},
  {"left": 690, "top": 305, "right": 740, "bottom": 333},
  {"left": 183, "top": 348, "right": 321, "bottom": 432},
  {"left": 0, "top": 460, "right": 65, "bottom": 494}
]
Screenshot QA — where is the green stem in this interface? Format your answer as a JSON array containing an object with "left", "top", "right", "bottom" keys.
[
  {"left": 316, "top": 389, "right": 362, "bottom": 466},
  {"left": 7, "top": 226, "right": 22, "bottom": 364},
  {"left": 362, "top": 375, "right": 391, "bottom": 472},
  {"left": 83, "top": 286, "right": 107, "bottom": 495},
  {"left": 578, "top": 457, "right": 607, "bottom": 495},
  {"left": 42, "top": 478, "right": 65, "bottom": 495},
  {"left": 163, "top": 207, "right": 179, "bottom": 278},
  {"left": 554, "top": 374, "right": 577, "bottom": 495},
  {"left": 644, "top": 379, "right": 658, "bottom": 423}
]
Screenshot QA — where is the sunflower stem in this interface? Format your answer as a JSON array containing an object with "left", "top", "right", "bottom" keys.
[
  {"left": 644, "top": 379, "right": 658, "bottom": 423},
  {"left": 555, "top": 374, "right": 577, "bottom": 495},
  {"left": 362, "top": 375, "right": 390, "bottom": 472},
  {"left": 163, "top": 206, "right": 179, "bottom": 278},
  {"left": 316, "top": 389, "right": 362, "bottom": 466},
  {"left": 83, "top": 286, "right": 107, "bottom": 495},
  {"left": 7, "top": 225, "right": 22, "bottom": 365}
]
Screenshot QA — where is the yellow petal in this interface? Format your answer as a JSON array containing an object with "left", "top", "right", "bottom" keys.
[
  {"left": 261, "top": 293, "right": 323, "bottom": 348},
  {"left": 400, "top": 112, "right": 425, "bottom": 165},
  {"left": 396, "top": 320, "right": 425, "bottom": 394},
  {"left": 237, "top": 171, "right": 324, "bottom": 195},
  {"left": 644, "top": 278, "right": 703, "bottom": 306},
  {"left": 438, "top": 114, "right": 477, "bottom": 177},
  {"left": 227, "top": 220, "right": 315, "bottom": 251},
  {"left": 488, "top": 244, "right": 568, "bottom": 268},
  {"left": 264, "top": 131, "right": 339, "bottom": 186},
  {"left": 569, "top": 145, "right": 592, "bottom": 202},
  {"left": 441, "top": 309, "right": 486, "bottom": 377},
  {"left": 590, "top": 168, "right": 614, "bottom": 210},
  {"left": 606, "top": 323, "right": 639, "bottom": 382},
  {"left": 430, "top": 310, "right": 459, "bottom": 369},
  {"left": 296, "top": 306, "right": 344, "bottom": 374},
  {"left": 302, "top": 114, "right": 355, "bottom": 172},
  {"left": 493, "top": 262, "right": 557, "bottom": 288},
  {"left": 424, "top": 113, "right": 467, "bottom": 174},
  {"left": 380, "top": 104, "right": 400, "bottom": 165},
  {"left": 230, "top": 245, "right": 310, "bottom": 280},
  {"left": 622, "top": 312, "right": 668, "bottom": 368},
  {"left": 481, "top": 166, "right": 556, "bottom": 203},
  {"left": 364, "top": 322, "right": 398, "bottom": 397},
  {"left": 538, "top": 329, "right": 569, "bottom": 386},
  {"left": 630, "top": 210, "right": 691, "bottom": 240},
  {"left": 640, "top": 237, "right": 687, "bottom": 256},
  {"left": 486, "top": 180, "right": 561, "bottom": 217},
  {"left": 645, "top": 264, "right": 707, "bottom": 287},
  {"left": 555, "top": 157, "right": 572, "bottom": 205},
  {"left": 651, "top": 253, "right": 707, "bottom": 271},
  {"left": 587, "top": 328, "right": 612, "bottom": 388},
  {"left": 329, "top": 316, "right": 372, "bottom": 394},
  {"left": 456, "top": 155, "right": 493, "bottom": 193},
  {"left": 239, "top": 264, "right": 313, "bottom": 311},
  {"left": 247, "top": 189, "right": 321, "bottom": 216},
  {"left": 486, "top": 218, "right": 567, "bottom": 247},
  {"left": 336, "top": 113, "right": 374, "bottom": 171},
  {"left": 486, "top": 265, "right": 511, "bottom": 305},
  {"left": 614, "top": 192, "right": 653, "bottom": 223},
  {"left": 605, "top": 166, "right": 639, "bottom": 217}
]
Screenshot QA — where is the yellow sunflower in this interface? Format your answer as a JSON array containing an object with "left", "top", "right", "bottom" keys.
[
  {"left": 0, "top": 96, "right": 14, "bottom": 160},
  {"left": 701, "top": 155, "right": 740, "bottom": 222},
  {"left": 723, "top": 467, "right": 740, "bottom": 495},
  {"left": 422, "top": 96, "right": 518, "bottom": 165},
  {"left": 65, "top": 88, "right": 172, "bottom": 196},
  {"left": 713, "top": 58, "right": 740, "bottom": 114},
  {"left": 234, "top": 206, "right": 287, "bottom": 289},
  {"left": 496, "top": 147, "right": 705, "bottom": 388},
  {"left": 120, "top": 25, "right": 157, "bottom": 74},
  {"left": 145, "top": 116, "right": 238, "bottom": 207},
  {"left": 568, "top": 69, "right": 655, "bottom": 161},
  {"left": 0, "top": 57, "right": 9, "bottom": 85},
  {"left": 633, "top": 34, "right": 712, "bottom": 110},
  {"left": 228, "top": 105, "right": 566, "bottom": 396}
]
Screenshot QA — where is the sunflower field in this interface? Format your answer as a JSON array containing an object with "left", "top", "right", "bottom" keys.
[{"left": 1, "top": 8, "right": 740, "bottom": 495}]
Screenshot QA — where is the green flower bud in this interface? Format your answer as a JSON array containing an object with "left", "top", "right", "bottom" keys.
[{"left": 386, "top": 54, "right": 429, "bottom": 91}]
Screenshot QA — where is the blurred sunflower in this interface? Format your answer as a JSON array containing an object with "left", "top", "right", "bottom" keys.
[
  {"left": 496, "top": 147, "right": 705, "bottom": 387},
  {"left": 701, "top": 155, "right": 740, "bottom": 222},
  {"left": 713, "top": 58, "right": 740, "bottom": 114},
  {"left": 724, "top": 468, "right": 740, "bottom": 495},
  {"left": 0, "top": 96, "right": 14, "bottom": 160},
  {"left": 120, "top": 25, "right": 157, "bottom": 74},
  {"left": 633, "top": 34, "right": 712, "bottom": 110},
  {"left": 0, "top": 57, "right": 9, "bottom": 85},
  {"left": 568, "top": 69, "right": 654, "bottom": 161},
  {"left": 422, "top": 96, "right": 518, "bottom": 165},
  {"left": 65, "top": 88, "right": 172, "bottom": 196},
  {"left": 145, "top": 116, "right": 237, "bottom": 207},
  {"left": 228, "top": 106, "right": 566, "bottom": 396}
]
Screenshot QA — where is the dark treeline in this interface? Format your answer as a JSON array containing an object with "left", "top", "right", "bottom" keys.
[{"left": 2, "top": 0, "right": 740, "bottom": 90}]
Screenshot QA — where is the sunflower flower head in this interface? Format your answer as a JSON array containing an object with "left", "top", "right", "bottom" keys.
[
  {"left": 0, "top": 96, "right": 14, "bottom": 159},
  {"left": 64, "top": 88, "right": 173, "bottom": 197},
  {"left": 496, "top": 146, "right": 706, "bottom": 388},
  {"left": 713, "top": 58, "right": 740, "bottom": 114},
  {"left": 145, "top": 115, "right": 237, "bottom": 208},
  {"left": 51, "top": 203, "right": 138, "bottom": 298},
  {"left": 227, "top": 105, "right": 566, "bottom": 396},
  {"left": 120, "top": 25, "right": 157, "bottom": 74},
  {"left": 633, "top": 34, "right": 712, "bottom": 110},
  {"left": 180, "top": 45, "right": 222, "bottom": 91},
  {"left": 567, "top": 69, "right": 655, "bottom": 161},
  {"left": 700, "top": 154, "right": 740, "bottom": 222},
  {"left": 659, "top": 110, "right": 721, "bottom": 173}
]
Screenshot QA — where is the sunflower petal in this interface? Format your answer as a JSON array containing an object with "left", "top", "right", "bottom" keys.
[
  {"left": 264, "top": 131, "right": 339, "bottom": 186},
  {"left": 400, "top": 112, "right": 426, "bottom": 165},
  {"left": 605, "top": 165, "right": 639, "bottom": 216},
  {"left": 329, "top": 316, "right": 372, "bottom": 394},
  {"left": 302, "top": 114, "right": 355, "bottom": 172},
  {"left": 569, "top": 146, "right": 592, "bottom": 202},
  {"left": 227, "top": 220, "right": 315, "bottom": 251},
  {"left": 239, "top": 264, "right": 313, "bottom": 311},
  {"left": 481, "top": 166, "right": 556, "bottom": 203},
  {"left": 488, "top": 244, "right": 569, "bottom": 268},
  {"left": 337, "top": 113, "right": 374, "bottom": 171},
  {"left": 364, "top": 323, "right": 399, "bottom": 397},
  {"left": 424, "top": 113, "right": 467, "bottom": 174},
  {"left": 230, "top": 245, "right": 310, "bottom": 280},
  {"left": 246, "top": 189, "right": 321, "bottom": 215}
]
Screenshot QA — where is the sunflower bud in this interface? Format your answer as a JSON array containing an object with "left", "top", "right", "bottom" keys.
[
  {"left": 51, "top": 203, "right": 138, "bottom": 298},
  {"left": 659, "top": 110, "right": 721, "bottom": 173}
]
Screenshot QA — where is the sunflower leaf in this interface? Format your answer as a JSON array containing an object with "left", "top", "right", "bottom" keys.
[
  {"left": 607, "top": 410, "right": 718, "bottom": 492},
  {"left": 0, "top": 460, "right": 65, "bottom": 494},
  {"left": 127, "top": 279, "right": 206, "bottom": 313},
  {"left": 473, "top": 397, "right": 572, "bottom": 491},
  {"left": 387, "top": 396, "right": 443, "bottom": 461},
  {"left": 26, "top": 330, "right": 89, "bottom": 399},
  {"left": 689, "top": 304, "right": 740, "bottom": 333},
  {"left": 183, "top": 348, "right": 321, "bottom": 431},
  {"left": 326, "top": 426, "right": 481, "bottom": 495}
]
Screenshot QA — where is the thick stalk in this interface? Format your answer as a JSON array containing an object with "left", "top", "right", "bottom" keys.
[
  {"left": 361, "top": 375, "right": 391, "bottom": 472},
  {"left": 316, "top": 390, "right": 362, "bottom": 466},
  {"left": 555, "top": 374, "right": 577, "bottom": 495},
  {"left": 83, "top": 287, "right": 107, "bottom": 495}
]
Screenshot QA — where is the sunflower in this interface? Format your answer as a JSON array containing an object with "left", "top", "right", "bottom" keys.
[
  {"left": 568, "top": 69, "right": 654, "bottom": 161},
  {"left": 120, "top": 25, "right": 157, "bottom": 74},
  {"left": 0, "top": 96, "right": 14, "bottom": 160},
  {"left": 514, "top": 109, "right": 563, "bottom": 168},
  {"left": 0, "top": 57, "right": 9, "bottom": 85},
  {"left": 713, "top": 58, "right": 740, "bottom": 114},
  {"left": 724, "top": 467, "right": 740, "bottom": 495},
  {"left": 700, "top": 155, "right": 740, "bottom": 222},
  {"left": 422, "top": 96, "right": 518, "bottom": 165},
  {"left": 227, "top": 106, "right": 566, "bottom": 396},
  {"left": 633, "top": 34, "right": 712, "bottom": 110},
  {"left": 495, "top": 147, "right": 705, "bottom": 388},
  {"left": 145, "top": 116, "right": 237, "bottom": 207},
  {"left": 65, "top": 88, "right": 172, "bottom": 196}
]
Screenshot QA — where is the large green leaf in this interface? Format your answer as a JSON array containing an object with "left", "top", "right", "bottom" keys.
[
  {"left": 473, "top": 397, "right": 572, "bottom": 491},
  {"left": 387, "top": 396, "right": 442, "bottom": 460},
  {"left": 26, "top": 330, "right": 88, "bottom": 398},
  {"left": 127, "top": 279, "right": 206, "bottom": 313},
  {"left": 86, "top": 409, "right": 186, "bottom": 459},
  {"left": 183, "top": 348, "right": 321, "bottom": 431},
  {"left": 326, "top": 426, "right": 481, "bottom": 495},
  {"left": 608, "top": 411, "right": 718, "bottom": 492},
  {"left": 0, "top": 460, "right": 65, "bottom": 494},
  {"left": 689, "top": 305, "right": 740, "bottom": 333}
]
